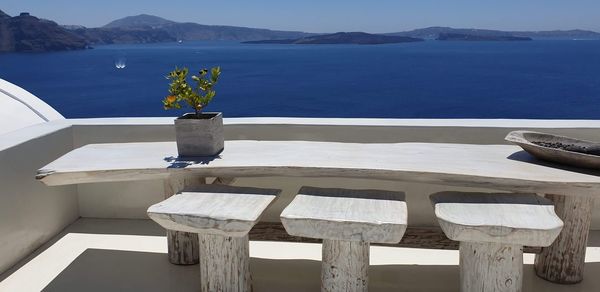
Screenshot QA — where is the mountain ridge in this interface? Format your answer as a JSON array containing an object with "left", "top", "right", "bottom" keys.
[
  {"left": 103, "top": 14, "right": 176, "bottom": 29},
  {"left": 88, "top": 14, "right": 313, "bottom": 44},
  {"left": 0, "top": 10, "right": 88, "bottom": 52}
]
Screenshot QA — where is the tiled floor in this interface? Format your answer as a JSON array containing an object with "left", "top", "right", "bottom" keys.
[{"left": 2, "top": 218, "right": 600, "bottom": 291}]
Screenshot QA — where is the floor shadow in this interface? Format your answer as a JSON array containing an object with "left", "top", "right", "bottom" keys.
[
  {"left": 41, "top": 249, "right": 600, "bottom": 292},
  {"left": 0, "top": 219, "right": 167, "bottom": 283},
  {"left": 42, "top": 249, "right": 199, "bottom": 292},
  {"left": 6, "top": 219, "right": 600, "bottom": 291},
  {"left": 256, "top": 259, "right": 600, "bottom": 292}
]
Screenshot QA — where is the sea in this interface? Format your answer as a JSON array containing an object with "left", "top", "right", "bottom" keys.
[{"left": 0, "top": 40, "right": 599, "bottom": 119}]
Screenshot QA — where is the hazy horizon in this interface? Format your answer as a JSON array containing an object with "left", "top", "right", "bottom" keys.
[{"left": 3, "top": 0, "right": 600, "bottom": 33}]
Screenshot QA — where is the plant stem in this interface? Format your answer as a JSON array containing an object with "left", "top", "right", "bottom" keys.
[{"left": 194, "top": 106, "right": 200, "bottom": 119}]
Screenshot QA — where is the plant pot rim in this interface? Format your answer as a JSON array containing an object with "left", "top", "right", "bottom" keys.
[{"left": 177, "top": 112, "right": 222, "bottom": 120}]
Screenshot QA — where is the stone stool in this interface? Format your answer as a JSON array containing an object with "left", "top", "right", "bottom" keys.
[
  {"left": 147, "top": 185, "right": 281, "bottom": 292},
  {"left": 281, "top": 186, "right": 407, "bottom": 292},
  {"left": 430, "top": 192, "right": 564, "bottom": 292}
]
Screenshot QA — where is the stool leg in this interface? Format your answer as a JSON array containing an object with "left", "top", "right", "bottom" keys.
[
  {"left": 199, "top": 233, "right": 251, "bottom": 292},
  {"left": 460, "top": 241, "right": 523, "bottom": 292},
  {"left": 534, "top": 194, "right": 593, "bottom": 284},
  {"left": 167, "top": 230, "right": 199, "bottom": 265},
  {"left": 322, "top": 239, "right": 369, "bottom": 292}
]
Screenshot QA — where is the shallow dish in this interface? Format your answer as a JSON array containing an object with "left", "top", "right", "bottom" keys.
[{"left": 505, "top": 131, "right": 600, "bottom": 169}]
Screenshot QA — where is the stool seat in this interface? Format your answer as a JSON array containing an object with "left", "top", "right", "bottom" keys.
[
  {"left": 281, "top": 186, "right": 407, "bottom": 243},
  {"left": 148, "top": 185, "right": 280, "bottom": 237},
  {"left": 430, "top": 192, "right": 563, "bottom": 247}
]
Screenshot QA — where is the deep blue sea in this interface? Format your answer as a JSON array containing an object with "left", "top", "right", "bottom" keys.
[{"left": 0, "top": 40, "right": 599, "bottom": 119}]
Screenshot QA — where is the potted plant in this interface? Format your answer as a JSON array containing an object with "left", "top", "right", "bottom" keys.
[{"left": 163, "top": 66, "right": 223, "bottom": 157}]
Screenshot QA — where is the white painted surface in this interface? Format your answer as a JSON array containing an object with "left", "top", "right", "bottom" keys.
[
  {"left": 0, "top": 124, "right": 78, "bottom": 276},
  {"left": 64, "top": 117, "right": 600, "bottom": 128},
  {"left": 281, "top": 187, "right": 407, "bottom": 243},
  {"left": 0, "top": 79, "right": 63, "bottom": 135},
  {"left": 148, "top": 185, "right": 280, "bottom": 237},
  {"left": 431, "top": 193, "right": 563, "bottom": 247}
]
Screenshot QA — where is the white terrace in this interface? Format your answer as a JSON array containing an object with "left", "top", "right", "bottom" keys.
[{"left": 2, "top": 78, "right": 600, "bottom": 291}]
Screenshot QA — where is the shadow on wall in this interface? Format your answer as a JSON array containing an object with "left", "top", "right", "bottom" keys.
[{"left": 42, "top": 248, "right": 598, "bottom": 292}]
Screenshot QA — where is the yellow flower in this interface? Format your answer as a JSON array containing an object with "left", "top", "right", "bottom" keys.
[{"left": 166, "top": 95, "right": 177, "bottom": 103}]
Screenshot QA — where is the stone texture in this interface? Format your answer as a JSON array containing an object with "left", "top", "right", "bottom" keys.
[
  {"left": 199, "top": 234, "right": 250, "bottom": 292},
  {"left": 148, "top": 185, "right": 281, "bottom": 237},
  {"left": 281, "top": 187, "right": 407, "bottom": 243},
  {"left": 322, "top": 239, "right": 369, "bottom": 292},
  {"left": 534, "top": 194, "right": 595, "bottom": 284},
  {"left": 174, "top": 112, "right": 224, "bottom": 157},
  {"left": 430, "top": 192, "right": 563, "bottom": 247},
  {"left": 460, "top": 242, "right": 523, "bottom": 292}
]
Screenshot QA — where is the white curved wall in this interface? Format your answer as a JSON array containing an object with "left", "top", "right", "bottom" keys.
[{"left": 0, "top": 79, "right": 64, "bottom": 135}]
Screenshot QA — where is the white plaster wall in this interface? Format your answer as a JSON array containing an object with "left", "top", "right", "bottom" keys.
[
  {"left": 0, "top": 79, "right": 64, "bottom": 135},
  {"left": 3, "top": 117, "right": 600, "bottom": 275},
  {"left": 71, "top": 118, "right": 600, "bottom": 228},
  {"left": 0, "top": 123, "right": 78, "bottom": 275}
]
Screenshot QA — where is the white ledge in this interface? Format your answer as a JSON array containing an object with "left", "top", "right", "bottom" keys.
[{"left": 63, "top": 117, "right": 600, "bottom": 128}]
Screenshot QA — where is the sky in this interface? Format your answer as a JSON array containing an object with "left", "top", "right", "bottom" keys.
[{"left": 2, "top": 0, "right": 600, "bottom": 33}]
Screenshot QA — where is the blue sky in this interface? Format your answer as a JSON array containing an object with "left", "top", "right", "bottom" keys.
[{"left": 3, "top": 0, "right": 600, "bottom": 32}]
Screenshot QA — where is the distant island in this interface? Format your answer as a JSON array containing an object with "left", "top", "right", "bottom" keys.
[
  {"left": 0, "top": 12, "right": 313, "bottom": 52},
  {"left": 244, "top": 32, "right": 423, "bottom": 45},
  {"left": 0, "top": 10, "right": 87, "bottom": 52},
  {"left": 1, "top": 11, "right": 599, "bottom": 53},
  {"left": 386, "top": 26, "right": 600, "bottom": 40},
  {"left": 71, "top": 14, "right": 312, "bottom": 45},
  {"left": 436, "top": 33, "right": 532, "bottom": 41}
]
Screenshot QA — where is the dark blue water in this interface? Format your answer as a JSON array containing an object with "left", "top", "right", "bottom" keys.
[{"left": 1, "top": 40, "right": 599, "bottom": 119}]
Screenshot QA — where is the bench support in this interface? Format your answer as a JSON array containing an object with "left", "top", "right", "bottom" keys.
[
  {"left": 322, "top": 239, "right": 369, "bottom": 292},
  {"left": 199, "top": 234, "right": 251, "bottom": 292},
  {"left": 535, "top": 194, "right": 594, "bottom": 284},
  {"left": 460, "top": 242, "right": 522, "bottom": 292}
]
